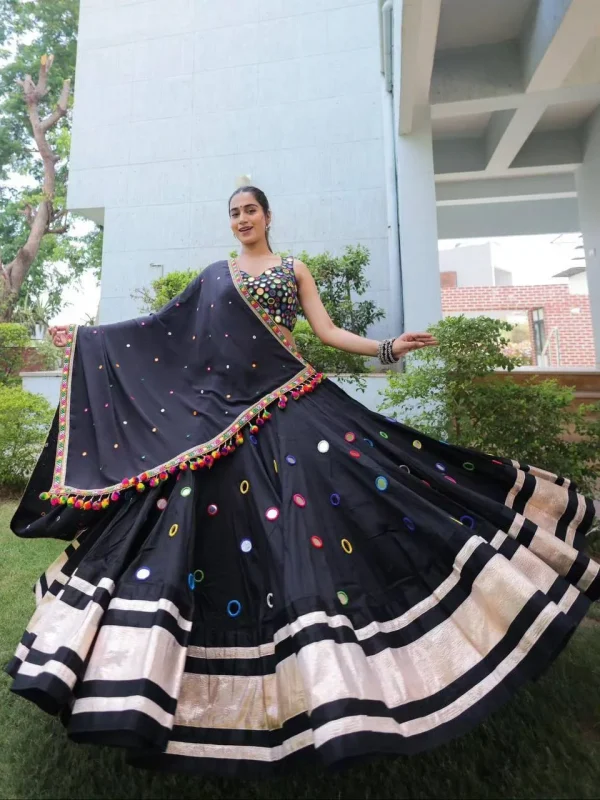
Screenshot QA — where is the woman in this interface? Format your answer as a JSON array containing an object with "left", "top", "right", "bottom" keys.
[{"left": 7, "top": 186, "right": 598, "bottom": 777}]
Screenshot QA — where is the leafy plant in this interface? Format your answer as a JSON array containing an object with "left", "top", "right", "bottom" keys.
[
  {"left": 0, "top": 386, "right": 54, "bottom": 489},
  {"left": 0, "top": 323, "right": 30, "bottom": 385},
  {"left": 291, "top": 246, "right": 384, "bottom": 387},
  {"left": 132, "top": 269, "right": 200, "bottom": 313},
  {"left": 379, "top": 315, "right": 600, "bottom": 494},
  {"left": 31, "top": 336, "right": 63, "bottom": 371},
  {"left": 297, "top": 245, "right": 385, "bottom": 336}
]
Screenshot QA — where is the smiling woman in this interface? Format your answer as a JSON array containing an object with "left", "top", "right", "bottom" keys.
[{"left": 5, "top": 186, "right": 599, "bottom": 779}]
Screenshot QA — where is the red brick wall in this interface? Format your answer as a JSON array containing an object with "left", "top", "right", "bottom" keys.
[
  {"left": 441, "top": 285, "right": 595, "bottom": 367},
  {"left": 21, "top": 347, "right": 48, "bottom": 372}
]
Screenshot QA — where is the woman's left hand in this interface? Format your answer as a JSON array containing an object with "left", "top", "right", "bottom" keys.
[{"left": 391, "top": 332, "right": 438, "bottom": 359}]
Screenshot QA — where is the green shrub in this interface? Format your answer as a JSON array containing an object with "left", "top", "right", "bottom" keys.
[
  {"left": 379, "top": 315, "right": 600, "bottom": 495},
  {"left": 132, "top": 269, "right": 200, "bottom": 313},
  {"left": 0, "top": 386, "right": 54, "bottom": 489},
  {"left": 293, "top": 245, "right": 384, "bottom": 387},
  {"left": 0, "top": 323, "right": 30, "bottom": 385}
]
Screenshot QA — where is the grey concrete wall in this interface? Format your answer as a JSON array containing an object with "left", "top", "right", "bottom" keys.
[
  {"left": 577, "top": 107, "right": 600, "bottom": 366},
  {"left": 437, "top": 197, "right": 580, "bottom": 239},
  {"left": 69, "top": 0, "right": 390, "bottom": 329},
  {"left": 21, "top": 372, "right": 63, "bottom": 407}
]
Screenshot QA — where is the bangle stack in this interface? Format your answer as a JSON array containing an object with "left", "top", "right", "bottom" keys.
[{"left": 378, "top": 337, "right": 399, "bottom": 365}]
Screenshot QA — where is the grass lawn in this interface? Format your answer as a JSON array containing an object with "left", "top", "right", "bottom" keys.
[{"left": 1, "top": 501, "right": 599, "bottom": 800}]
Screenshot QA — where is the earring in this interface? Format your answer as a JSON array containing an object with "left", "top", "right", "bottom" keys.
[{"left": 266, "top": 225, "right": 271, "bottom": 232}]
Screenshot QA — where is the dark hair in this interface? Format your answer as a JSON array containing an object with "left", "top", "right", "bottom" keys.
[{"left": 228, "top": 185, "right": 273, "bottom": 252}]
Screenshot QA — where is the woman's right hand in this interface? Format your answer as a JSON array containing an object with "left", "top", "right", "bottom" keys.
[{"left": 48, "top": 325, "right": 71, "bottom": 348}]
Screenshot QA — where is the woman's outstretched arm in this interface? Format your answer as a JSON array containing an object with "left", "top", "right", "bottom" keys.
[{"left": 294, "top": 260, "right": 437, "bottom": 360}]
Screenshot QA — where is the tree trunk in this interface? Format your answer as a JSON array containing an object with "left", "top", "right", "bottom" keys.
[{"left": 0, "top": 54, "right": 70, "bottom": 322}]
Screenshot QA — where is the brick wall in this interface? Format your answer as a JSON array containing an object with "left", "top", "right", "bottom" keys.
[{"left": 441, "top": 284, "right": 595, "bottom": 367}]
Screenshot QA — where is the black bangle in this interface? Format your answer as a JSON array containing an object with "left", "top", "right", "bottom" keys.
[{"left": 378, "top": 338, "right": 399, "bottom": 365}]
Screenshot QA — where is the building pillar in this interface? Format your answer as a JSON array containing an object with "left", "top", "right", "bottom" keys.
[
  {"left": 395, "top": 105, "right": 442, "bottom": 333},
  {"left": 575, "top": 108, "right": 600, "bottom": 368}
]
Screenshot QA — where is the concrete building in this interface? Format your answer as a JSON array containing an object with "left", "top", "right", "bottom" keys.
[
  {"left": 68, "top": 0, "right": 394, "bottom": 333},
  {"left": 67, "top": 0, "right": 600, "bottom": 366},
  {"left": 553, "top": 265, "right": 589, "bottom": 294},
  {"left": 439, "top": 242, "right": 513, "bottom": 287}
]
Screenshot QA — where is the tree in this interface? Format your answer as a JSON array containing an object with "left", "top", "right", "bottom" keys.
[
  {"left": 0, "top": 0, "right": 102, "bottom": 322},
  {"left": 0, "top": 54, "right": 71, "bottom": 319}
]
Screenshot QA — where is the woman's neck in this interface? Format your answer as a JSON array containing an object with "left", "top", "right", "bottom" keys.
[{"left": 239, "top": 243, "right": 273, "bottom": 261}]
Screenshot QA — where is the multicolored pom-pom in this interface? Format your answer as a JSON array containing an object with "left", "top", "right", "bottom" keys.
[{"left": 42, "top": 370, "right": 323, "bottom": 511}]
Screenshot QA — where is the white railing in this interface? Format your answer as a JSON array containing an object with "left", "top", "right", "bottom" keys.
[{"left": 539, "top": 327, "right": 560, "bottom": 367}]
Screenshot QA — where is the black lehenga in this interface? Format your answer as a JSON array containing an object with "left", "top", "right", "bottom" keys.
[{"left": 6, "top": 259, "right": 599, "bottom": 777}]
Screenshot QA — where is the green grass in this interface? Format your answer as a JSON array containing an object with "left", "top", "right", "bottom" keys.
[{"left": 1, "top": 501, "right": 599, "bottom": 800}]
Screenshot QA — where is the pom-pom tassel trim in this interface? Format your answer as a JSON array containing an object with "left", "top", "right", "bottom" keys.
[{"left": 41, "top": 372, "right": 324, "bottom": 511}]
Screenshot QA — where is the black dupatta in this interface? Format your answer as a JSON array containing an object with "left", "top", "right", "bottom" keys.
[{"left": 35, "top": 259, "right": 321, "bottom": 512}]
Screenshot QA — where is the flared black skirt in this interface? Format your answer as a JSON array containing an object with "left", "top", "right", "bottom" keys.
[{"left": 6, "top": 378, "right": 599, "bottom": 777}]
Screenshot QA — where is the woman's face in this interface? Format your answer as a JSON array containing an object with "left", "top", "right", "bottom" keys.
[{"left": 229, "top": 192, "right": 270, "bottom": 247}]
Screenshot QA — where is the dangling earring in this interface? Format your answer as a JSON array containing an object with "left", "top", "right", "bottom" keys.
[{"left": 266, "top": 225, "right": 271, "bottom": 232}]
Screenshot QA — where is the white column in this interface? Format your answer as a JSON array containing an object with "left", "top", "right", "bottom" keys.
[
  {"left": 396, "top": 105, "right": 442, "bottom": 333},
  {"left": 575, "top": 108, "right": 600, "bottom": 368}
]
